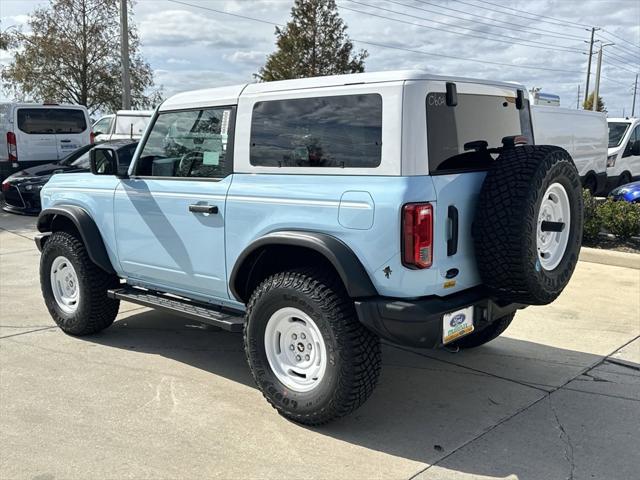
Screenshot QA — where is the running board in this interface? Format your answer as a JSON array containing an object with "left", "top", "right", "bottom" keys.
[{"left": 108, "top": 286, "right": 245, "bottom": 332}]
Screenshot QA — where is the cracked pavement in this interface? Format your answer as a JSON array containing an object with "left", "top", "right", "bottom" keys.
[{"left": 1, "top": 211, "right": 639, "bottom": 480}]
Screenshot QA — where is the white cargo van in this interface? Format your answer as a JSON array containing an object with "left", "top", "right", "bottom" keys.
[
  {"left": 606, "top": 117, "right": 639, "bottom": 190},
  {"left": 0, "top": 103, "right": 92, "bottom": 178},
  {"left": 531, "top": 105, "right": 608, "bottom": 194},
  {"left": 93, "top": 110, "right": 153, "bottom": 142}
]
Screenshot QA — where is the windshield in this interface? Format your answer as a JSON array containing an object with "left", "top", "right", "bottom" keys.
[
  {"left": 426, "top": 92, "right": 533, "bottom": 173},
  {"left": 608, "top": 122, "right": 630, "bottom": 148}
]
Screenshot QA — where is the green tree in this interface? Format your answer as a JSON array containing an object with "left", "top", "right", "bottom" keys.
[
  {"left": 256, "top": 0, "right": 367, "bottom": 81},
  {"left": 583, "top": 92, "right": 606, "bottom": 112},
  {"left": 2, "top": 0, "right": 161, "bottom": 113}
]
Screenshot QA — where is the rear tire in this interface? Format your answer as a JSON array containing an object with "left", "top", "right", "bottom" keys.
[
  {"left": 40, "top": 231, "right": 120, "bottom": 335},
  {"left": 244, "top": 269, "right": 381, "bottom": 425},
  {"left": 449, "top": 313, "right": 515, "bottom": 349},
  {"left": 474, "top": 145, "right": 583, "bottom": 305}
]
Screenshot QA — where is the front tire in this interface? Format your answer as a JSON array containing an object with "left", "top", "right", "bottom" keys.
[
  {"left": 244, "top": 269, "right": 381, "bottom": 425},
  {"left": 40, "top": 231, "right": 120, "bottom": 335}
]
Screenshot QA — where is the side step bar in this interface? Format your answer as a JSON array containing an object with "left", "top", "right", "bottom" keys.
[{"left": 108, "top": 286, "right": 245, "bottom": 332}]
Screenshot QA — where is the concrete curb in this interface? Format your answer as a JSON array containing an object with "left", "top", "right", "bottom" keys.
[{"left": 579, "top": 246, "right": 640, "bottom": 270}]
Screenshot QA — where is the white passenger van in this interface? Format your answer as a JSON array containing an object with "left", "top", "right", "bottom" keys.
[
  {"left": 606, "top": 117, "right": 640, "bottom": 190},
  {"left": 531, "top": 105, "right": 608, "bottom": 194},
  {"left": 93, "top": 110, "right": 153, "bottom": 142},
  {"left": 0, "top": 103, "right": 92, "bottom": 178}
]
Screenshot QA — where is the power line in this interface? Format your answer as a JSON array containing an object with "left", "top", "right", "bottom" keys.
[
  {"left": 600, "top": 28, "right": 640, "bottom": 51},
  {"left": 164, "top": 0, "right": 586, "bottom": 76},
  {"left": 342, "top": 1, "right": 586, "bottom": 54},
  {"left": 407, "top": 0, "right": 587, "bottom": 42},
  {"left": 167, "top": 0, "right": 278, "bottom": 26},
  {"left": 452, "top": 0, "right": 589, "bottom": 30},
  {"left": 597, "top": 33, "right": 640, "bottom": 60}
]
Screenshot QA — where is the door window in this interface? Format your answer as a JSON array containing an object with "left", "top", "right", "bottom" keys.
[
  {"left": 17, "top": 108, "right": 87, "bottom": 134},
  {"left": 135, "top": 107, "right": 233, "bottom": 178},
  {"left": 92, "top": 116, "right": 113, "bottom": 136}
]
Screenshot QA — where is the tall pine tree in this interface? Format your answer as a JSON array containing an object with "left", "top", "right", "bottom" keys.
[{"left": 257, "top": 0, "right": 367, "bottom": 81}]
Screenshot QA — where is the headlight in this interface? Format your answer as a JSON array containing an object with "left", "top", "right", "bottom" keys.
[{"left": 607, "top": 154, "right": 617, "bottom": 167}]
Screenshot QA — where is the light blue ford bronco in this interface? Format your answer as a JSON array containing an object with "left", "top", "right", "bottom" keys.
[{"left": 36, "top": 71, "right": 583, "bottom": 425}]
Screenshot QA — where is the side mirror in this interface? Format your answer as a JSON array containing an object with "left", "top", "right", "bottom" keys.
[{"left": 90, "top": 148, "right": 128, "bottom": 177}]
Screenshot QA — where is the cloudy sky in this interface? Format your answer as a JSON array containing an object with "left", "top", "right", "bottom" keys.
[{"left": 1, "top": 0, "right": 639, "bottom": 115}]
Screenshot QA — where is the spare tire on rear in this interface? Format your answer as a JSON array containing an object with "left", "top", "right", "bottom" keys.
[{"left": 473, "top": 145, "right": 583, "bottom": 305}]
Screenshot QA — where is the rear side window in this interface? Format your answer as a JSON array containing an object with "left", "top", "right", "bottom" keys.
[
  {"left": 250, "top": 94, "right": 382, "bottom": 168},
  {"left": 17, "top": 108, "right": 87, "bottom": 134},
  {"left": 426, "top": 93, "right": 533, "bottom": 173}
]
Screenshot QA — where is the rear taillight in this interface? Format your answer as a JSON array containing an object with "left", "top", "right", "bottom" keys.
[
  {"left": 402, "top": 203, "right": 433, "bottom": 269},
  {"left": 90, "top": 131, "right": 95, "bottom": 144},
  {"left": 6, "top": 132, "right": 17, "bottom": 161}
]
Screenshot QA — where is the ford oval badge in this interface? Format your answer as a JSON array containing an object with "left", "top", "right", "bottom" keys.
[{"left": 450, "top": 314, "right": 466, "bottom": 327}]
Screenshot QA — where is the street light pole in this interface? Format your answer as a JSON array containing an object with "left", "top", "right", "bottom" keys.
[
  {"left": 584, "top": 27, "right": 599, "bottom": 105},
  {"left": 592, "top": 42, "right": 614, "bottom": 112},
  {"left": 633, "top": 74, "right": 638, "bottom": 117},
  {"left": 120, "top": 0, "right": 131, "bottom": 110}
]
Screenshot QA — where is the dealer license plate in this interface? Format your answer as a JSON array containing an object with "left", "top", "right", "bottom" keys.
[{"left": 442, "top": 306, "right": 474, "bottom": 344}]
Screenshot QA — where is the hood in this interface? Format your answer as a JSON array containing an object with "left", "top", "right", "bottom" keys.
[
  {"left": 608, "top": 146, "right": 622, "bottom": 156},
  {"left": 3, "top": 162, "right": 86, "bottom": 183}
]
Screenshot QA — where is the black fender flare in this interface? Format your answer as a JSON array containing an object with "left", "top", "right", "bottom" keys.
[
  {"left": 229, "top": 231, "right": 377, "bottom": 303},
  {"left": 37, "top": 205, "right": 116, "bottom": 275}
]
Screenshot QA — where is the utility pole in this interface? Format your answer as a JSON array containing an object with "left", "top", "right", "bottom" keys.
[
  {"left": 584, "top": 27, "right": 599, "bottom": 105},
  {"left": 632, "top": 74, "right": 638, "bottom": 117},
  {"left": 120, "top": 0, "right": 131, "bottom": 109},
  {"left": 577, "top": 84, "right": 581, "bottom": 109},
  {"left": 592, "top": 42, "right": 614, "bottom": 112}
]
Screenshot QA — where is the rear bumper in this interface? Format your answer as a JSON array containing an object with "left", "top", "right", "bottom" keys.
[{"left": 354, "top": 287, "right": 523, "bottom": 348}]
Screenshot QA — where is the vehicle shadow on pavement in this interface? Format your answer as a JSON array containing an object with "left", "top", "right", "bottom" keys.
[{"left": 86, "top": 308, "right": 640, "bottom": 480}]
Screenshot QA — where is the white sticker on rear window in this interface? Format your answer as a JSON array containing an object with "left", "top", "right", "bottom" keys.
[
  {"left": 220, "top": 110, "right": 230, "bottom": 136},
  {"left": 203, "top": 151, "right": 220, "bottom": 166}
]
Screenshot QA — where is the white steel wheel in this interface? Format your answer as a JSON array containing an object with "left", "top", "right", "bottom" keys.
[
  {"left": 264, "top": 307, "right": 328, "bottom": 393},
  {"left": 50, "top": 256, "right": 80, "bottom": 314},
  {"left": 537, "top": 182, "right": 571, "bottom": 271}
]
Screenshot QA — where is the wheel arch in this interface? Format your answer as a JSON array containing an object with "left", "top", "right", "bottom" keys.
[
  {"left": 229, "top": 231, "right": 377, "bottom": 303},
  {"left": 37, "top": 205, "right": 116, "bottom": 275}
]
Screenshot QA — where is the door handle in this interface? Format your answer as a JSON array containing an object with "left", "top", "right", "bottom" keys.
[
  {"left": 60, "top": 139, "right": 71, "bottom": 143},
  {"left": 189, "top": 204, "right": 218, "bottom": 214}
]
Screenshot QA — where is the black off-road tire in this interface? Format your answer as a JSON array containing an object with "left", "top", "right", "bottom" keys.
[
  {"left": 473, "top": 145, "right": 583, "bottom": 305},
  {"left": 40, "top": 231, "right": 120, "bottom": 335},
  {"left": 449, "top": 313, "right": 515, "bottom": 349},
  {"left": 244, "top": 269, "right": 381, "bottom": 425}
]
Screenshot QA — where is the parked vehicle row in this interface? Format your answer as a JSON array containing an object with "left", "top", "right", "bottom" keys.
[
  {"left": 1, "top": 102, "right": 152, "bottom": 181},
  {"left": 1, "top": 140, "right": 138, "bottom": 214}
]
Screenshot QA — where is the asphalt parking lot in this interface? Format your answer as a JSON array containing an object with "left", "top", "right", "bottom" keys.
[{"left": 1, "top": 211, "right": 638, "bottom": 480}]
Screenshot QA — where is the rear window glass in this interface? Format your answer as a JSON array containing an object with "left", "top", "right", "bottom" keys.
[
  {"left": 250, "top": 94, "right": 382, "bottom": 168},
  {"left": 17, "top": 108, "right": 87, "bottom": 134},
  {"left": 426, "top": 93, "right": 533, "bottom": 173},
  {"left": 115, "top": 115, "right": 150, "bottom": 136},
  {"left": 608, "top": 122, "right": 630, "bottom": 148}
]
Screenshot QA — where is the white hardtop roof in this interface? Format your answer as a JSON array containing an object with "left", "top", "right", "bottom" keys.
[
  {"left": 116, "top": 109, "right": 154, "bottom": 116},
  {"left": 0, "top": 102, "right": 88, "bottom": 110},
  {"left": 159, "top": 70, "right": 527, "bottom": 111},
  {"left": 608, "top": 117, "right": 637, "bottom": 123}
]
